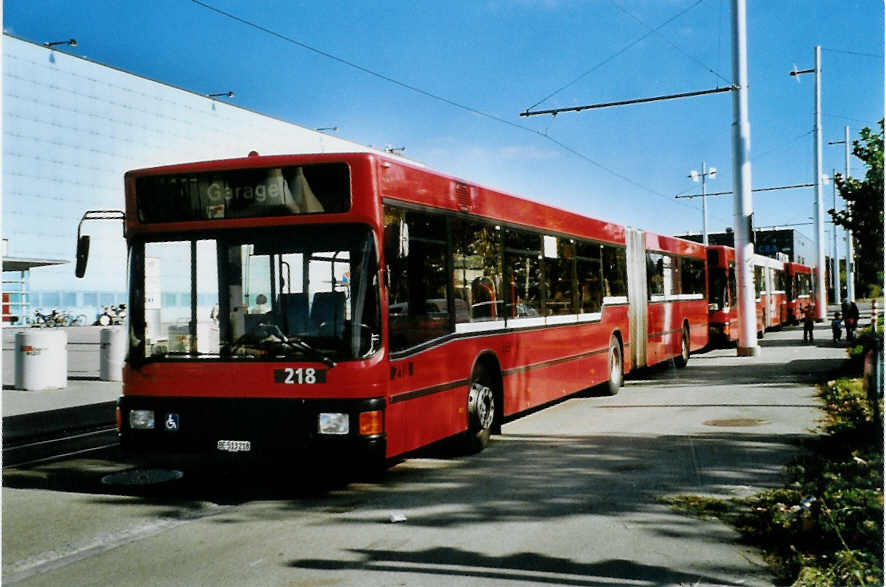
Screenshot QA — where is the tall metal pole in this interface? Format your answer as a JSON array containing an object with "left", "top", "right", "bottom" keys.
[
  {"left": 731, "top": 0, "right": 759, "bottom": 356},
  {"left": 844, "top": 125, "right": 856, "bottom": 301},
  {"left": 832, "top": 168, "right": 841, "bottom": 303},
  {"left": 813, "top": 46, "right": 827, "bottom": 320},
  {"left": 702, "top": 161, "right": 709, "bottom": 245}
]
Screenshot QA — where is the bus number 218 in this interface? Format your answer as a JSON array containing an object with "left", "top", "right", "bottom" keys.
[{"left": 274, "top": 368, "right": 327, "bottom": 384}]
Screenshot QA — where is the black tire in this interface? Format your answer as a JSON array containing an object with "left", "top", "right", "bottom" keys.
[
  {"left": 462, "top": 362, "right": 497, "bottom": 454},
  {"left": 673, "top": 327, "right": 690, "bottom": 368},
  {"left": 605, "top": 335, "right": 623, "bottom": 396}
]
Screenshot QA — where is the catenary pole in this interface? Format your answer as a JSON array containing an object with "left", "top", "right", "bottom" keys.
[
  {"left": 813, "top": 46, "right": 827, "bottom": 320},
  {"left": 832, "top": 168, "right": 841, "bottom": 304},
  {"left": 702, "top": 161, "right": 709, "bottom": 245},
  {"left": 731, "top": 0, "right": 759, "bottom": 356},
  {"left": 844, "top": 125, "right": 855, "bottom": 301}
]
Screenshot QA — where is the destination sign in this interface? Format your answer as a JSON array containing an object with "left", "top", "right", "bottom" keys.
[{"left": 135, "top": 163, "right": 350, "bottom": 223}]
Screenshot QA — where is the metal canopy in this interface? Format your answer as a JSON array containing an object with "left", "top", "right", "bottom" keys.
[{"left": 2, "top": 257, "right": 69, "bottom": 272}]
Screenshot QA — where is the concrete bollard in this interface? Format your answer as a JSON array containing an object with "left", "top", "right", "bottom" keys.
[
  {"left": 14, "top": 330, "right": 67, "bottom": 390},
  {"left": 100, "top": 327, "right": 127, "bottom": 381}
]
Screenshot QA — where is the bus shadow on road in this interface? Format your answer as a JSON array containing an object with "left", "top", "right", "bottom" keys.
[
  {"left": 0, "top": 446, "right": 364, "bottom": 505},
  {"left": 3, "top": 426, "right": 811, "bottom": 584},
  {"left": 287, "top": 546, "right": 747, "bottom": 586},
  {"left": 625, "top": 353, "right": 846, "bottom": 388}
]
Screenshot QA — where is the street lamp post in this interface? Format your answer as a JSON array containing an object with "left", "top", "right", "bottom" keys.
[{"left": 689, "top": 163, "right": 717, "bottom": 245}]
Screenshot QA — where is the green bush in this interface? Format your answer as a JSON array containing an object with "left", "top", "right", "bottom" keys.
[{"left": 665, "top": 376, "right": 884, "bottom": 585}]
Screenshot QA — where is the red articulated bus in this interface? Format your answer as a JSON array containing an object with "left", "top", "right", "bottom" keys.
[
  {"left": 753, "top": 253, "right": 788, "bottom": 332},
  {"left": 706, "top": 245, "right": 739, "bottom": 344},
  {"left": 785, "top": 262, "right": 814, "bottom": 324},
  {"left": 707, "top": 245, "right": 814, "bottom": 345},
  {"left": 92, "top": 152, "right": 708, "bottom": 468}
]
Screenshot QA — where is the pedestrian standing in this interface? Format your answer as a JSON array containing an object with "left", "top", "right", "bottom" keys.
[
  {"left": 831, "top": 312, "right": 843, "bottom": 343},
  {"left": 803, "top": 304, "right": 815, "bottom": 343},
  {"left": 846, "top": 300, "right": 860, "bottom": 340}
]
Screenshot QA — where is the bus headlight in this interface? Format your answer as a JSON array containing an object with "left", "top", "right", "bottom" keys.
[
  {"left": 318, "top": 412, "right": 349, "bottom": 435},
  {"left": 129, "top": 410, "right": 155, "bottom": 430}
]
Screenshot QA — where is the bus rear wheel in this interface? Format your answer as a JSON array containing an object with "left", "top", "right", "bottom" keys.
[
  {"left": 605, "top": 335, "right": 623, "bottom": 396},
  {"left": 673, "top": 327, "right": 690, "bottom": 368},
  {"left": 462, "top": 362, "right": 496, "bottom": 454}
]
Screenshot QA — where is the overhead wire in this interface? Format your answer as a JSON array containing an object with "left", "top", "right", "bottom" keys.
[
  {"left": 189, "top": 0, "right": 709, "bottom": 213},
  {"left": 822, "top": 48, "right": 883, "bottom": 59},
  {"left": 523, "top": 0, "right": 708, "bottom": 113},
  {"left": 189, "top": 0, "right": 836, "bottom": 224},
  {"left": 607, "top": 0, "right": 731, "bottom": 87}
]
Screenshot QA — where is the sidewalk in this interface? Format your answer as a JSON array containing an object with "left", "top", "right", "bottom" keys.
[{"left": 2, "top": 379, "right": 121, "bottom": 418}]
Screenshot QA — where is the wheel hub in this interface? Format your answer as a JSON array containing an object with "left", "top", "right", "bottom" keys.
[{"left": 468, "top": 382, "right": 494, "bottom": 431}]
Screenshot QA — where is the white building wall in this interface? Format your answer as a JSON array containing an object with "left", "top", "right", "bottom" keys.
[{"left": 2, "top": 34, "right": 377, "bottom": 309}]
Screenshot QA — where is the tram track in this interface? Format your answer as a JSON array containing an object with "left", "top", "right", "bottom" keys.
[
  {"left": 2, "top": 401, "right": 118, "bottom": 468},
  {"left": 3, "top": 427, "right": 120, "bottom": 468}
]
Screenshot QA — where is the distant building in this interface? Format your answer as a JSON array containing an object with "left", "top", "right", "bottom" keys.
[
  {"left": 2, "top": 34, "right": 387, "bottom": 324},
  {"left": 676, "top": 228, "right": 816, "bottom": 265}
]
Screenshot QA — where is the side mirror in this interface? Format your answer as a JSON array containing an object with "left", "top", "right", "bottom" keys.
[{"left": 75, "top": 235, "right": 90, "bottom": 278}]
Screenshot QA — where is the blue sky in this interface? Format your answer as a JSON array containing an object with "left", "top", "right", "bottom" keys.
[{"left": 4, "top": 0, "right": 883, "bottom": 241}]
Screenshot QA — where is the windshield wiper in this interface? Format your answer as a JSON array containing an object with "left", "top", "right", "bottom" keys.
[
  {"left": 230, "top": 323, "right": 336, "bottom": 367},
  {"left": 277, "top": 335, "right": 337, "bottom": 368}
]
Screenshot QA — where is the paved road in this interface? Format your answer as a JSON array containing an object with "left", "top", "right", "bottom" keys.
[{"left": 2, "top": 322, "right": 848, "bottom": 586}]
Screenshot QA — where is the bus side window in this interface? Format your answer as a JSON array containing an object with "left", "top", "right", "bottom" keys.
[
  {"left": 646, "top": 253, "right": 665, "bottom": 299},
  {"left": 383, "top": 206, "right": 450, "bottom": 352},
  {"left": 542, "top": 237, "right": 575, "bottom": 316},
  {"left": 680, "top": 257, "right": 705, "bottom": 296},
  {"left": 576, "top": 241, "right": 603, "bottom": 313},
  {"left": 504, "top": 229, "right": 542, "bottom": 318},
  {"left": 602, "top": 245, "right": 628, "bottom": 299},
  {"left": 451, "top": 220, "right": 503, "bottom": 322}
]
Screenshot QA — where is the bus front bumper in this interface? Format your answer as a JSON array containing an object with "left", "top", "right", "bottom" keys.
[{"left": 118, "top": 395, "right": 386, "bottom": 467}]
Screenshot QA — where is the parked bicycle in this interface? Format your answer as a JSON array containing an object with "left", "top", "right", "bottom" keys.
[
  {"left": 32, "top": 308, "right": 87, "bottom": 327},
  {"left": 94, "top": 303, "right": 127, "bottom": 326}
]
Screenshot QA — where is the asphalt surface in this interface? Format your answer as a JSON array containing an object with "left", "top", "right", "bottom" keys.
[{"left": 1, "top": 319, "right": 856, "bottom": 586}]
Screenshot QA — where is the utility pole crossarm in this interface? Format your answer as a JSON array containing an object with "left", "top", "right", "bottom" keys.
[
  {"left": 520, "top": 86, "right": 733, "bottom": 117},
  {"left": 674, "top": 183, "right": 814, "bottom": 199}
]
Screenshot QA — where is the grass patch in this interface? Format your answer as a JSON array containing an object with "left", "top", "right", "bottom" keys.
[{"left": 665, "top": 375, "right": 883, "bottom": 585}]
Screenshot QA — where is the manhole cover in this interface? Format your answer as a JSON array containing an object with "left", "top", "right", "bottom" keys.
[
  {"left": 703, "top": 418, "right": 768, "bottom": 427},
  {"left": 101, "top": 468, "right": 184, "bottom": 486}
]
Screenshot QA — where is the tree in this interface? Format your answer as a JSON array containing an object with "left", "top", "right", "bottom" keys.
[{"left": 828, "top": 121, "right": 884, "bottom": 298}]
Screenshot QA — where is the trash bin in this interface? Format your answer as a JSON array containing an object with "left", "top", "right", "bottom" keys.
[
  {"left": 14, "top": 330, "right": 67, "bottom": 390},
  {"left": 100, "top": 327, "right": 127, "bottom": 381}
]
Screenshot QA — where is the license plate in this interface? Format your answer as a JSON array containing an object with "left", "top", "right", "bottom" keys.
[{"left": 217, "top": 440, "right": 251, "bottom": 453}]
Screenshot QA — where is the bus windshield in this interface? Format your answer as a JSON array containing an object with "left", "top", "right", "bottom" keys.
[{"left": 130, "top": 225, "right": 381, "bottom": 363}]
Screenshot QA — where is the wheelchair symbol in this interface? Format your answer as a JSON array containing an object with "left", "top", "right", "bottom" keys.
[{"left": 165, "top": 413, "right": 179, "bottom": 431}]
